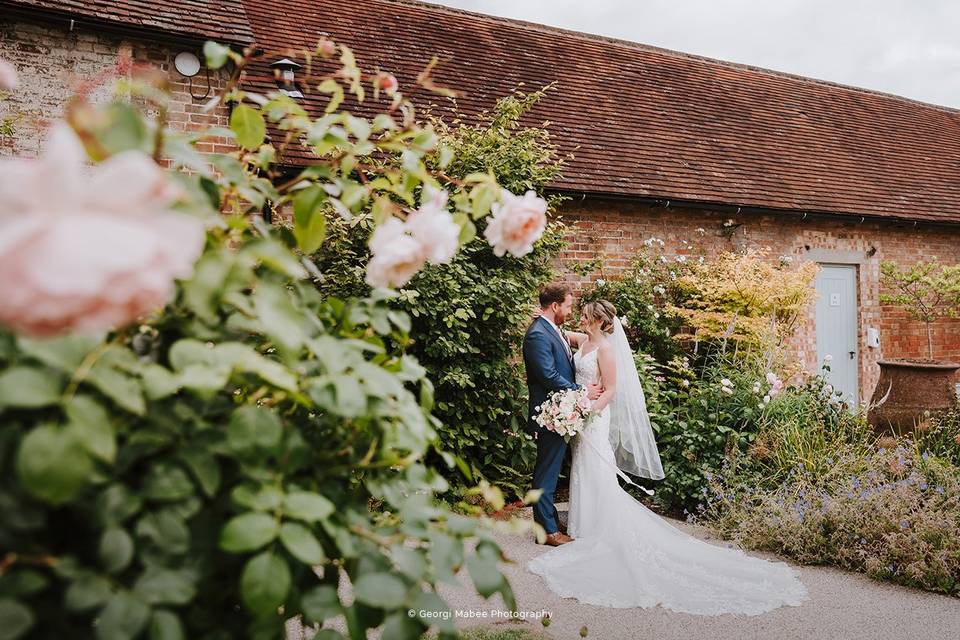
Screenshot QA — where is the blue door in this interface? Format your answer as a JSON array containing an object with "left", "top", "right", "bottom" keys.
[{"left": 815, "top": 264, "right": 859, "bottom": 406}]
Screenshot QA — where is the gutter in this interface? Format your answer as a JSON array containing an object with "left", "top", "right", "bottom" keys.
[{"left": 545, "top": 188, "right": 960, "bottom": 232}]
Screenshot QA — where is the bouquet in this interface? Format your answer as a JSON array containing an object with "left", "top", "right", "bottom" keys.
[{"left": 535, "top": 387, "right": 595, "bottom": 441}]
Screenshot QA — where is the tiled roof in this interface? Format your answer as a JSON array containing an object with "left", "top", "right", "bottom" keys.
[
  {"left": 2, "top": 0, "right": 254, "bottom": 44},
  {"left": 239, "top": 0, "right": 960, "bottom": 224}
]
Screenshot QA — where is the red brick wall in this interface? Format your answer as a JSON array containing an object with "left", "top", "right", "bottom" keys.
[
  {"left": 556, "top": 198, "right": 960, "bottom": 403},
  {"left": 0, "top": 16, "right": 231, "bottom": 157}
]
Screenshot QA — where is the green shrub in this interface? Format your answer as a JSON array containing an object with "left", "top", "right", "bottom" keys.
[
  {"left": 311, "top": 87, "right": 567, "bottom": 497},
  {"left": 916, "top": 405, "right": 960, "bottom": 467},
  {"left": 0, "top": 42, "right": 532, "bottom": 640}
]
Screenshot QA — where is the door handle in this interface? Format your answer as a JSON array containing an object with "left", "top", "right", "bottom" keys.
[{"left": 849, "top": 351, "right": 855, "bottom": 359}]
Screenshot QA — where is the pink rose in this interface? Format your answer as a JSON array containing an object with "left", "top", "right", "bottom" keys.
[
  {"left": 0, "top": 58, "right": 17, "bottom": 91},
  {"left": 317, "top": 38, "right": 336, "bottom": 57},
  {"left": 0, "top": 123, "right": 206, "bottom": 338},
  {"left": 483, "top": 189, "right": 547, "bottom": 257},
  {"left": 375, "top": 73, "right": 399, "bottom": 94},
  {"left": 365, "top": 217, "right": 426, "bottom": 288},
  {"left": 405, "top": 186, "right": 459, "bottom": 264}
]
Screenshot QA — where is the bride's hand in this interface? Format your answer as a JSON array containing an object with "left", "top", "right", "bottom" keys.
[{"left": 587, "top": 383, "right": 603, "bottom": 401}]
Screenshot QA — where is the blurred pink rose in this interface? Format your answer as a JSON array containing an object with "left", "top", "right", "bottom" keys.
[
  {"left": 365, "top": 217, "right": 426, "bottom": 288},
  {"left": 0, "top": 58, "right": 17, "bottom": 91},
  {"left": 483, "top": 189, "right": 547, "bottom": 257},
  {"left": 375, "top": 72, "right": 398, "bottom": 94},
  {"left": 317, "top": 38, "right": 336, "bottom": 57},
  {"left": 0, "top": 123, "right": 206, "bottom": 338},
  {"left": 405, "top": 186, "right": 459, "bottom": 264}
]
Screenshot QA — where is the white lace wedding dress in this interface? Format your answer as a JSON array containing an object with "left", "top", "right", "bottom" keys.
[{"left": 527, "top": 348, "right": 808, "bottom": 615}]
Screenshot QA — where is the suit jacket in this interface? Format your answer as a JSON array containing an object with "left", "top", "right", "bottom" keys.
[{"left": 523, "top": 316, "right": 579, "bottom": 432}]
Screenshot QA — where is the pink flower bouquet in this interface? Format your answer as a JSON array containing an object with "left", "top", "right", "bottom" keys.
[{"left": 535, "top": 387, "right": 594, "bottom": 442}]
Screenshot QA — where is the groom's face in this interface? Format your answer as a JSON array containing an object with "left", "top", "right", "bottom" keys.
[{"left": 554, "top": 293, "right": 574, "bottom": 326}]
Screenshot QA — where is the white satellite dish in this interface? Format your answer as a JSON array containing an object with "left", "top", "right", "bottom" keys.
[{"left": 174, "top": 51, "right": 201, "bottom": 78}]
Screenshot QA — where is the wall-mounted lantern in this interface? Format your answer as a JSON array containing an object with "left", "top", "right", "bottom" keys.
[{"left": 271, "top": 58, "right": 303, "bottom": 98}]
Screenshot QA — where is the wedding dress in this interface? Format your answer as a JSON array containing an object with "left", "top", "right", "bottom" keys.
[{"left": 527, "top": 346, "right": 808, "bottom": 615}]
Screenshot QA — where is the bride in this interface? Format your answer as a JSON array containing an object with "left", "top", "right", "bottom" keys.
[{"left": 527, "top": 299, "right": 808, "bottom": 615}]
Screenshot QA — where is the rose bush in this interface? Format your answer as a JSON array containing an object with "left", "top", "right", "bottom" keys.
[{"left": 0, "top": 42, "right": 545, "bottom": 640}]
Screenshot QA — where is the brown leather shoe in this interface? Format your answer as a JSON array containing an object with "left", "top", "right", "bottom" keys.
[{"left": 540, "top": 532, "right": 574, "bottom": 546}]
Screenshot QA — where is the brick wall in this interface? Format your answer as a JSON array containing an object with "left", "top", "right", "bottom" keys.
[
  {"left": 556, "top": 198, "right": 960, "bottom": 403},
  {"left": 0, "top": 16, "right": 231, "bottom": 157}
]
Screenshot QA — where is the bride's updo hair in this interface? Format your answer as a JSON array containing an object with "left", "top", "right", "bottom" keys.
[{"left": 582, "top": 299, "right": 617, "bottom": 333}]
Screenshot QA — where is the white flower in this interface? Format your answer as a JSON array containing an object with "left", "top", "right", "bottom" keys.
[
  {"left": 697, "top": 228, "right": 706, "bottom": 236},
  {"left": 676, "top": 255, "right": 686, "bottom": 263},
  {"left": 596, "top": 278, "right": 606, "bottom": 286},
  {"left": 482, "top": 189, "right": 547, "bottom": 257},
  {"left": 406, "top": 186, "right": 459, "bottom": 264},
  {"left": 366, "top": 217, "right": 426, "bottom": 288},
  {"left": 823, "top": 354, "right": 833, "bottom": 363},
  {"left": 619, "top": 315, "right": 629, "bottom": 326},
  {"left": 682, "top": 379, "right": 690, "bottom": 388},
  {"left": 763, "top": 394, "right": 770, "bottom": 403},
  {"left": 721, "top": 386, "right": 734, "bottom": 395},
  {"left": 720, "top": 378, "right": 733, "bottom": 388}
]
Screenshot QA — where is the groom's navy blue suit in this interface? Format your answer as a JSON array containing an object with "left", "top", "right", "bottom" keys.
[{"left": 523, "top": 316, "right": 579, "bottom": 535}]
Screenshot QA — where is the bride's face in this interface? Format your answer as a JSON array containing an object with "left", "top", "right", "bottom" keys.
[{"left": 579, "top": 314, "right": 597, "bottom": 332}]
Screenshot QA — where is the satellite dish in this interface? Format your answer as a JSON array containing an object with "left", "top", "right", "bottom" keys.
[{"left": 174, "top": 51, "right": 201, "bottom": 78}]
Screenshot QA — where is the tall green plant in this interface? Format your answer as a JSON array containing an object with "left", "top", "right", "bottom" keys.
[
  {"left": 312, "top": 87, "right": 567, "bottom": 496},
  {"left": 0, "top": 40, "right": 534, "bottom": 640}
]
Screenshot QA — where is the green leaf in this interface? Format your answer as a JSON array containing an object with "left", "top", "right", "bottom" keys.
[
  {"left": 231, "top": 104, "right": 266, "bottom": 150},
  {"left": 142, "top": 464, "right": 195, "bottom": 502},
  {"left": 149, "top": 610, "right": 184, "bottom": 640},
  {"left": 231, "top": 484, "right": 283, "bottom": 512},
  {"left": 292, "top": 185, "right": 328, "bottom": 254},
  {"left": 282, "top": 491, "right": 334, "bottom": 523},
  {"left": 96, "top": 592, "right": 150, "bottom": 640},
  {"left": 134, "top": 570, "right": 196, "bottom": 606},
  {"left": 410, "top": 591, "right": 453, "bottom": 633},
  {"left": 226, "top": 406, "right": 282, "bottom": 456},
  {"left": 240, "top": 552, "right": 290, "bottom": 616},
  {"left": 466, "top": 543, "right": 506, "bottom": 598},
  {"left": 381, "top": 610, "right": 423, "bottom": 639},
  {"left": 253, "top": 284, "right": 304, "bottom": 353},
  {"left": 97, "top": 102, "right": 149, "bottom": 155},
  {"left": 300, "top": 585, "right": 341, "bottom": 623},
  {"left": 203, "top": 41, "right": 230, "bottom": 69},
  {"left": 278, "top": 522, "right": 326, "bottom": 565},
  {"left": 135, "top": 511, "right": 190, "bottom": 556},
  {"left": 220, "top": 512, "right": 279, "bottom": 553},
  {"left": 65, "top": 395, "right": 115, "bottom": 463},
  {"left": 100, "top": 527, "right": 134, "bottom": 574},
  {"left": 179, "top": 449, "right": 220, "bottom": 497},
  {"left": 16, "top": 334, "right": 97, "bottom": 373},
  {"left": 65, "top": 574, "right": 112, "bottom": 612},
  {"left": 0, "top": 367, "right": 61, "bottom": 409},
  {"left": 352, "top": 572, "right": 407, "bottom": 608},
  {"left": 0, "top": 598, "right": 33, "bottom": 640},
  {"left": 0, "top": 570, "right": 47, "bottom": 598},
  {"left": 16, "top": 425, "right": 91, "bottom": 505},
  {"left": 88, "top": 361, "right": 145, "bottom": 415},
  {"left": 97, "top": 485, "right": 143, "bottom": 527}
]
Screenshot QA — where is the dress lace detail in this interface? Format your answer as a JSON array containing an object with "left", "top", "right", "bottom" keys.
[{"left": 527, "top": 348, "right": 808, "bottom": 615}]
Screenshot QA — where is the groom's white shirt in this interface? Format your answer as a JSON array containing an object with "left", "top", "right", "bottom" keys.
[{"left": 542, "top": 316, "right": 572, "bottom": 357}]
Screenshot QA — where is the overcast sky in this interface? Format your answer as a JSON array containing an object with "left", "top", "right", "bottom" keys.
[{"left": 424, "top": 0, "right": 960, "bottom": 108}]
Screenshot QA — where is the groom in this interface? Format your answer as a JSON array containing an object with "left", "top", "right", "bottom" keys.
[{"left": 523, "top": 283, "right": 601, "bottom": 546}]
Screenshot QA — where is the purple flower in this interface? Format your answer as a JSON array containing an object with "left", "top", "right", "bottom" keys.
[
  {"left": 920, "top": 482, "right": 928, "bottom": 490},
  {"left": 859, "top": 537, "right": 866, "bottom": 545},
  {"left": 921, "top": 452, "right": 929, "bottom": 461},
  {"left": 888, "top": 564, "right": 895, "bottom": 573},
  {"left": 936, "top": 486, "right": 945, "bottom": 494},
  {"left": 899, "top": 520, "right": 909, "bottom": 530}
]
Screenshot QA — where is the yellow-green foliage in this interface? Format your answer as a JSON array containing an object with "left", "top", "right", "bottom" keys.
[{"left": 669, "top": 249, "right": 818, "bottom": 349}]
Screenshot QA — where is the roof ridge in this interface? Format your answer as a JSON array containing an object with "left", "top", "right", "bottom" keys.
[{"left": 399, "top": 0, "right": 959, "bottom": 114}]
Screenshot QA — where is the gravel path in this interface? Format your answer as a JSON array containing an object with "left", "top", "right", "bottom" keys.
[{"left": 436, "top": 504, "right": 960, "bottom": 640}]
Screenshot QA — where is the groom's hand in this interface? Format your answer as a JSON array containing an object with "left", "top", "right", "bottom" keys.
[{"left": 587, "top": 383, "right": 603, "bottom": 400}]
